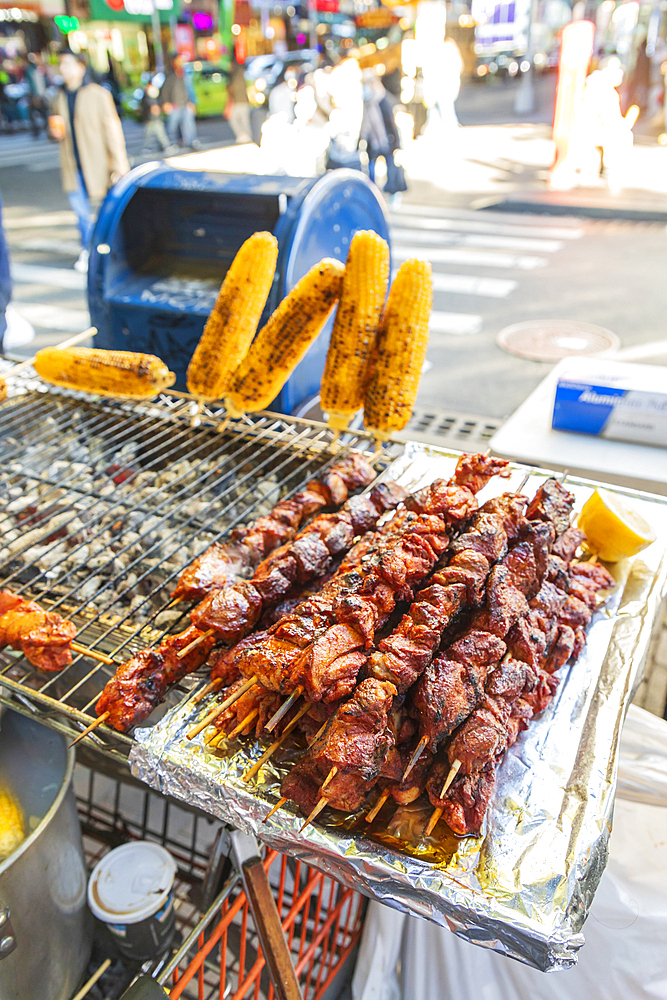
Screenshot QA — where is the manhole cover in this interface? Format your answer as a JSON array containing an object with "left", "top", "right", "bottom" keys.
[{"left": 496, "top": 320, "right": 620, "bottom": 361}]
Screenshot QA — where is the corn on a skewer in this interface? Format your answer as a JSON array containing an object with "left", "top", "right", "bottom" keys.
[
  {"left": 187, "top": 231, "right": 278, "bottom": 401},
  {"left": 320, "top": 230, "right": 390, "bottom": 432},
  {"left": 0, "top": 376, "right": 6, "bottom": 403},
  {"left": 225, "top": 258, "right": 345, "bottom": 417},
  {"left": 363, "top": 258, "right": 432, "bottom": 441},
  {"left": 0, "top": 784, "right": 23, "bottom": 859},
  {"left": 33, "top": 347, "right": 176, "bottom": 399}
]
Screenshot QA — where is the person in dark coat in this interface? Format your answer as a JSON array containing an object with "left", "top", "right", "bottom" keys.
[
  {"left": 360, "top": 71, "right": 406, "bottom": 195},
  {"left": 160, "top": 53, "right": 198, "bottom": 149}
]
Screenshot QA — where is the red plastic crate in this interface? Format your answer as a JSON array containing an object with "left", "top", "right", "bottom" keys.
[{"left": 168, "top": 850, "right": 364, "bottom": 1000}]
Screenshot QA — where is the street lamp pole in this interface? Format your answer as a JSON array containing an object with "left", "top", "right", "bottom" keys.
[
  {"left": 514, "top": 0, "right": 538, "bottom": 113},
  {"left": 151, "top": 0, "right": 165, "bottom": 73}
]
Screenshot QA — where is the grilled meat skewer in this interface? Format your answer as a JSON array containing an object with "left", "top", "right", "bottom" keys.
[
  {"left": 172, "top": 452, "right": 376, "bottom": 602},
  {"left": 427, "top": 556, "right": 614, "bottom": 836},
  {"left": 95, "top": 626, "right": 217, "bottom": 732},
  {"left": 0, "top": 589, "right": 77, "bottom": 673},
  {"left": 235, "top": 455, "right": 509, "bottom": 705},
  {"left": 190, "top": 481, "right": 407, "bottom": 643}
]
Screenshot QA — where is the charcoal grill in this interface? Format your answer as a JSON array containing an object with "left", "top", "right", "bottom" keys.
[{"left": 0, "top": 367, "right": 384, "bottom": 760}]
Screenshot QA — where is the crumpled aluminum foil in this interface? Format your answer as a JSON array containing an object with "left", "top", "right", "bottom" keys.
[{"left": 130, "top": 443, "right": 667, "bottom": 973}]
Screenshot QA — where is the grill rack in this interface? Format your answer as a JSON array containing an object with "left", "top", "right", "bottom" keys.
[
  {"left": 76, "top": 761, "right": 364, "bottom": 1000},
  {"left": 0, "top": 369, "right": 387, "bottom": 758}
]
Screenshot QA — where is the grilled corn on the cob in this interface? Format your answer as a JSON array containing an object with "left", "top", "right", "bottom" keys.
[
  {"left": 320, "top": 230, "right": 390, "bottom": 432},
  {"left": 0, "top": 376, "right": 6, "bottom": 403},
  {"left": 187, "top": 231, "right": 278, "bottom": 401},
  {"left": 363, "top": 258, "right": 432, "bottom": 440},
  {"left": 0, "top": 784, "right": 23, "bottom": 860},
  {"left": 33, "top": 347, "right": 176, "bottom": 398},
  {"left": 225, "top": 258, "right": 345, "bottom": 416}
]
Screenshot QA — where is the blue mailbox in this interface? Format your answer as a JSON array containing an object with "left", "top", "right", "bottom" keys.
[{"left": 88, "top": 164, "right": 390, "bottom": 415}]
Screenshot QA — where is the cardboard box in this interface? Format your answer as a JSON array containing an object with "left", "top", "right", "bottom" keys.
[{"left": 552, "top": 358, "right": 667, "bottom": 448}]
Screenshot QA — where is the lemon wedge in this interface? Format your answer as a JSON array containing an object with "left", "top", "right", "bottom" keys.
[{"left": 578, "top": 489, "right": 656, "bottom": 562}]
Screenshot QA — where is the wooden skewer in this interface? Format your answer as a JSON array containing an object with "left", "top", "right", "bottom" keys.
[
  {"left": 186, "top": 676, "right": 258, "bottom": 740},
  {"left": 242, "top": 703, "right": 311, "bottom": 782},
  {"left": 69, "top": 711, "right": 110, "bottom": 747},
  {"left": 424, "top": 807, "right": 443, "bottom": 838},
  {"left": 5, "top": 327, "right": 97, "bottom": 378},
  {"left": 558, "top": 469, "right": 570, "bottom": 484},
  {"left": 402, "top": 734, "right": 428, "bottom": 782},
  {"left": 516, "top": 472, "right": 530, "bottom": 493},
  {"left": 365, "top": 789, "right": 390, "bottom": 823},
  {"left": 264, "top": 686, "right": 304, "bottom": 733},
  {"left": 192, "top": 677, "right": 223, "bottom": 704},
  {"left": 70, "top": 958, "right": 111, "bottom": 1000},
  {"left": 300, "top": 795, "right": 328, "bottom": 832},
  {"left": 205, "top": 725, "right": 225, "bottom": 746},
  {"left": 227, "top": 707, "right": 259, "bottom": 740},
  {"left": 440, "top": 759, "right": 461, "bottom": 797},
  {"left": 70, "top": 641, "right": 117, "bottom": 665},
  {"left": 265, "top": 796, "right": 288, "bottom": 821},
  {"left": 309, "top": 719, "right": 329, "bottom": 745},
  {"left": 177, "top": 628, "right": 216, "bottom": 659},
  {"left": 320, "top": 765, "right": 338, "bottom": 791},
  {"left": 424, "top": 761, "right": 463, "bottom": 838}
]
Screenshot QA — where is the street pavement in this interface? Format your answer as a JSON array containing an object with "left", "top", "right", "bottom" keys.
[{"left": 2, "top": 100, "right": 667, "bottom": 431}]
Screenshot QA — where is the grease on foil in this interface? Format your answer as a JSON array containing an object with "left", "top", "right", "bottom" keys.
[{"left": 130, "top": 443, "right": 667, "bottom": 973}]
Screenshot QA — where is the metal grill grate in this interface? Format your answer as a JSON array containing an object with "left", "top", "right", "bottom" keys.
[{"left": 0, "top": 371, "right": 380, "bottom": 755}]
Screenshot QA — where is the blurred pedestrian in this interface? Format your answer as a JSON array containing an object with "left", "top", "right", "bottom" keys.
[
  {"left": 577, "top": 56, "right": 638, "bottom": 193},
  {"left": 0, "top": 189, "right": 34, "bottom": 351},
  {"left": 25, "top": 52, "right": 47, "bottom": 137},
  {"left": 140, "top": 80, "right": 169, "bottom": 152},
  {"left": 160, "top": 53, "right": 199, "bottom": 149},
  {"left": 360, "top": 72, "right": 406, "bottom": 198},
  {"left": 49, "top": 49, "right": 130, "bottom": 272},
  {"left": 268, "top": 67, "right": 296, "bottom": 123},
  {"left": 226, "top": 54, "right": 252, "bottom": 143}
]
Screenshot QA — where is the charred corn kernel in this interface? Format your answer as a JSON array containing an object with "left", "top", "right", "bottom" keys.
[
  {"left": 226, "top": 258, "right": 345, "bottom": 416},
  {"left": 320, "top": 230, "right": 390, "bottom": 432},
  {"left": 363, "top": 259, "right": 432, "bottom": 440},
  {"left": 187, "top": 231, "right": 278, "bottom": 401},
  {"left": 0, "top": 784, "right": 23, "bottom": 859},
  {"left": 33, "top": 347, "right": 176, "bottom": 399}
]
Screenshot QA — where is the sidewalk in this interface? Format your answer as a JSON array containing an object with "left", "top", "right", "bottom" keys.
[{"left": 394, "top": 72, "right": 667, "bottom": 220}]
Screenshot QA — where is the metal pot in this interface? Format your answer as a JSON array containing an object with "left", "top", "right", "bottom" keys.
[{"left": 0, "top": 709, "right": 92, "bottom": 1000}]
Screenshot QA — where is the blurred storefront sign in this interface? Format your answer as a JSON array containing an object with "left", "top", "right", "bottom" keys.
[
  {"left": 175, "top": 21, "right": 195, "bottom": 58},
  {"left": 89, "top": 0, "right": 178, "bottom": 23}
]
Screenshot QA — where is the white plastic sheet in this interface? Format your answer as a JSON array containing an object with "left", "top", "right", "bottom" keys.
[{"left": 352, "top": 704, "right": 667, "bottom": 999}]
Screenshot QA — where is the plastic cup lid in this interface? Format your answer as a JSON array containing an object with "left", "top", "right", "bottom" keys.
[{"left": 87, "top": 841, "right": 177, "bottom": 925}]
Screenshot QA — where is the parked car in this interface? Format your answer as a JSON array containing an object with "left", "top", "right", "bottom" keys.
[
  {"left": 245, "top": 49, "right": 319, "bottom": 105},
  {"left": 121, "top": 62, "right": 230, "bottom": 121}
]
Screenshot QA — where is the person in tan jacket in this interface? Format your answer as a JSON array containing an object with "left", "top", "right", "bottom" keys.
[{"left": 49, "top": 50, "right": 129, "bottom": 272}]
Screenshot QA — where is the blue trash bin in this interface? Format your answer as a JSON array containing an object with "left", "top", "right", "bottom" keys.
[{"left": 88, "top": 164, "right": 390, "bottom": 415}]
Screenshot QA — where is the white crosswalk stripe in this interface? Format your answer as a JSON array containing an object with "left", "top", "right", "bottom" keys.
[
  {"left": 393, "top": 244, "right": 548, "bottom": 270},
  {"left": 14, "top": 302, "right": 90, "bottom": 332},
  {"left": 11, "top": 262, "right": 86, "bottom": 290},
  {"left": 391, "top": 204, "right": 584, "bottom": 239},
  {"left": 392, "top": 227, "right": 564, "bottom": 253},
  {"left": 390, "top": 202, "right": 576, "bottom": 343}
]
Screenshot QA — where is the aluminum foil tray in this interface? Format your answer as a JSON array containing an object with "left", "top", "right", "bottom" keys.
[{"left": 130, "top": 443, "right": 667, "bottom": 972}]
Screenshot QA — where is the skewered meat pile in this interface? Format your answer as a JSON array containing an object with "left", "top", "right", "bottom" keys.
[
  {"left": 233, "top": 456, "right": 509, "bottom": 704},
  {"left": 171, "top": 451, "right": 376, "bottom": 602},
  {"left": 0, "top": 590, "right": 76, "bottom": 672},
  {"left": 265, "top": 475, "right": 615, "bottom": 839}
]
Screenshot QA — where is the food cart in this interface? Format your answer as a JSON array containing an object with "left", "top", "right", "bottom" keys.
[{"left": 1, "top": 174, "right": 666, "bottom": 998}]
